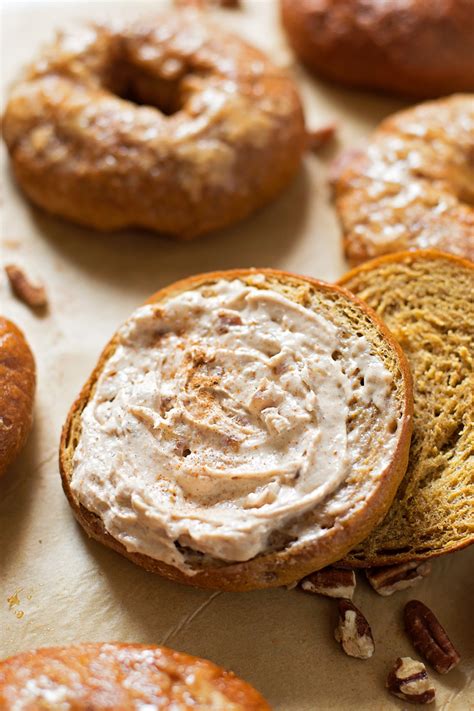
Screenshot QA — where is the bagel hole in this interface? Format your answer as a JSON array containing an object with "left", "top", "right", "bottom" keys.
[
  {"left": 117, "top": 80, "right": 182, "bottom": 116},
  {"left": 116, "top": 76, "right": 184, "bottom": 115},
  {"left": 108, "top": 57, "right": 187, "bottom": 116}
]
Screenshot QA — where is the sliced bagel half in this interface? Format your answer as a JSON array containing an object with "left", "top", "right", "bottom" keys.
[
  {"left": 339, "top": 250, "right": 474, "bottom": 566},
  {"left": 60, "top": 269, "right": 413, "bottom": 590}
]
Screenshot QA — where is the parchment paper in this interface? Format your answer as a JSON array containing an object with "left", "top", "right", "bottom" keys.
[{"left": 1, "top": 2, "right": 473, "bottom": 709}]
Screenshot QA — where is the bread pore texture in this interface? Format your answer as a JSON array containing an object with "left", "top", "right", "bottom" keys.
[
  {"left": 60, "top": 269, "right": 413, "bottom": 590},
  {"left": 339, "top": 251, "right": 474, "bottom": 566}
]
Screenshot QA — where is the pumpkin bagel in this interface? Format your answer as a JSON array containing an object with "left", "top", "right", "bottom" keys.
[
  {"left": 340, "top": 251, "right": 474, "bottom": 567},
  {"left": 0, "top": 643, "right": 270, "bottom": 710},
  {"left": 2, "top": 12, "right": 306, "bottom": 238},
  {"left": 0, "top": 317, "right": 35, "bottom": 479},
  {"left": 332, "top": 94, "right": 474, "bottom": 266},
  {"left": 280, "top": 0, "right": 474, "bottom": 98},
  {"left": 60, "top": 269, "right": 413, "bottom": 591}
]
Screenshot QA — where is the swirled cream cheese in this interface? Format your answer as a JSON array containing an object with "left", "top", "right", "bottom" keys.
[{"left": 71, "top": 278, "right": 399, "bottom": 573}]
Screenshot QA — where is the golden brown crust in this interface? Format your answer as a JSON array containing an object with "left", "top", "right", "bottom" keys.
[
  {"left": 331, "top": 95, "right": 474, "bottom": 266},
  {"left": 0, "top": 317, "right": 36, "bottom": 479},
  {"left": 339, "top": 250, "right": 474, "bottom": 566},
  {"left": 2, "top": 12, "right": 305, "bottom": 238},
  {"left": 0, "top": 643, "right": 271, "bottom": 710},
  {"left": 59, "top": 268, "right": 413, "bottom": 591},
  {"left": 280, "top": 0, "right": 474, "bottom": 98}
]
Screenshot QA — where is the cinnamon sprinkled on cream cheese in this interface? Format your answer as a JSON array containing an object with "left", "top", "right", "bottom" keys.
[{"left": 71, "top": 278, "right": 399, "bottom": 573}]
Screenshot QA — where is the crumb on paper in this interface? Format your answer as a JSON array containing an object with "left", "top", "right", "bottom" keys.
[
  {"left": 7, "top": 589, "right": 22, "bottom": 610},
  {"left": 7, "top": 589, "right": 25, "bottom": 618},
  {"left": 5, "top": 263, "right": 48, "bottom": 310},
  {"left": 2, "top": 239, "right": 20, "bottom": 249}
]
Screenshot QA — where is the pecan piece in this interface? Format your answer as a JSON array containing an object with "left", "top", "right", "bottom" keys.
[
  {"left": 366, "top": 561, "right": 431, "bottom": 596},
  {"left": 334, "top": 599, "right": 374, "bottom": 659},
  {"left": 387, "top": 657, "right": 435, "bottom": 705},
  {"left": 404, "top": 600, "right": 460, "bottom": 674},
  {"left": 300, "top": 566, "right": 355, "bottom": 599},
  {"left": 5, "top": 264, "right": 47, "bottom": 310},
  {"left": 306, "top": 124, "right": 337, "bottom": 152},
  {"left": 174, "top": 0, "right": 240, "bottom": 7}
]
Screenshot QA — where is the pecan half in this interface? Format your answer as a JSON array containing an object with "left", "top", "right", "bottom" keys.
[
  {"left": 404, "top": 600, "right": 460, "bottom": 674},
  {"left": 334, "top": 599, "right": 374, "bottom": 659},
  {"left": 366, "top": 561, "right": 431, "bottom": 596},
  {"left": 387, "top": 657, "right": 435, "bottom": 705},
  {"left": 306, "top": 124, "right": 337, "bottom": 152},
  {"left": 300, "top": 566, "right": 355, "bottom": 599},
  {"left": 5, "top": 264, "right": 47, "bottom": 310}
]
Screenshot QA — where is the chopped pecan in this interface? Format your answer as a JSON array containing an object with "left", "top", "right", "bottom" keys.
[
  {"left": 366, "top": 561, "right": 431, "bottom": 596},
  {"left": 306, "top": 124, "right": 337, "bottom": 152},
  {"left": 334, "top": 599, "right": 374, "bottom": 659},
  {"left": 300, "top": 566, "right": 355, "bottom": 599},
  {"left": 387, "top": 657, "right": 435, "bottom": 705},
  {"left": 5, "top": 264, "right": 47, "bottom": 310},
  {"left": 174, "top": 0, "right": 240, "bottom": 7},
  {"left": 404, "top": 600, "right": 460, "bottom": 674},
  {"left": 173, "top": 0, "right": 205, "bottom": 7}
]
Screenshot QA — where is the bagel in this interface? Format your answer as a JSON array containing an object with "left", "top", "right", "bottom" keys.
[
  {"left": 339, "top": 250, "right": 474, "bottom": 566},
  {"left": 0, "top": 643, "right": 270, "bottom": 710},
  {"left": 1, "top": 12, "right": 306, "bottom": 238},
  {"left": 60, "top": 269, "right": 413, "bottom": 591},
  {"left": 280, "top": 0, "right": 474, "bottom": 98},
  {"left": 331, "top": 94, "right": 474, "bottom": 266},
  {"left": 0, "top": 317, "right": 35, "bottom": 479}
]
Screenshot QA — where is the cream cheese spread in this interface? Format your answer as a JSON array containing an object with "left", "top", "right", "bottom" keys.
[{"left": 71, "top": 278, "right": 399, "bottom": 573}]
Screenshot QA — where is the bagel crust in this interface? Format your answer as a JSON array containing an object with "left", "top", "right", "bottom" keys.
[
  {"left": 0, "top": 317, "right": 35, "bottom": 479},
  {"left": 2, "top": 12, "right": 306, "bottom": 238},
  {"left": 331, "top": 95, "right": 474, "bottom": 266},
  {"left": 60, "top": 269, "right": 413, "bottom": 591},
  {"left": 280, "top": 0, "right": 474, "bottom": 98},
  {"left": 0, "top": 643, "right": 270, "bottom": 710}
]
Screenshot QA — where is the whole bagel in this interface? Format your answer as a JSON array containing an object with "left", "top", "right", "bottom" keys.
[
  {"left": 0, "top": 643, "right": 271, "bottom": 710},
  {"left": 332, "top": 94, "right": 474, "bottom": 265},
  {"left": 0, "top": 317, "right": 35, "bottom": 479},
  {"left": 2, "top": 12, "right": 306, "bottom": 238},
  {"left": 280, "top": 0, "right": 474, "bottom": 98}
]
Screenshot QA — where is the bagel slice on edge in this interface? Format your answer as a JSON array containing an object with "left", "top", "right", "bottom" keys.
[
  {"left": 60, "top": 269, "right": 413, "bottom": 591},
  {"left": 339, "top": 250, "right": 474, "bottom": 567}
]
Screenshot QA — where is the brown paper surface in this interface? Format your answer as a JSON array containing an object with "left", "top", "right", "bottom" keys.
[{"left": 1, "top": 2, "right": 473, "bottom": 709}]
